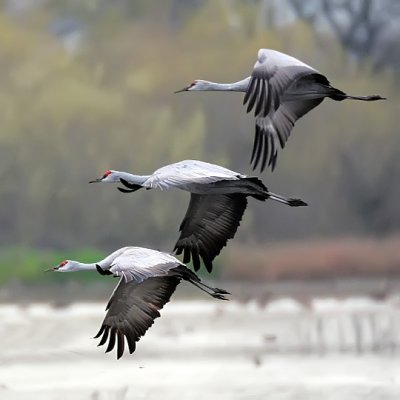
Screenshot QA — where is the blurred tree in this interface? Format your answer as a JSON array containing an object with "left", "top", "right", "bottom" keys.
[
  {"left": 0, "top": 1, "right": 396, "bottom": 254},
  {"left": 288, "top": 0, "right": 400, "bottom": 74},
  {"left": 337, "top": 140, "right": 400, "bottom": 234}
]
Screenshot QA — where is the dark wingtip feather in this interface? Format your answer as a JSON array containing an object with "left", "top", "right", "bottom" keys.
[
  {"left": 260, "top": 135, "right": 269, "bottom": 172},
  {"left": 126, "top": 334, "right": 136, "bottom": 354},
  {"left": 117, "top": 331, "right": 125, "bottom": 360},
  {"left": 254, "top": 79, "right": 265, "bottom": 116},
  {"left": 174, "top": 246, "right": 183, "bottom": 256},
  {"left": 250, "top": 127, "right": 260, "bottom": 164},
  {"left": 260, "top": 158, "right": 266, "bottom": 173},
  {"left": 268, "top": 135, "right": 275, "bottom": 167},
  {"left": 94, "top": 325, "right": 105, "bottom": 339},
  {"left": 270, "top": 151, "right": 278, "bottom": 171},
  {"left": 253, "top": 128, "right": 264, "bottom": 171},
  {"left": 191, "top": 246, "right": 201, "bottom": 272},
  {"left": 105, "top": 327, "right": 117, "bottom": 353},
  {"left": 192, "top": 259, "right": 200, "bottom": 272},
  {"left": 243, "top": 77, "right": 256, "bottom": 106},
  {"left": 98, "top": 326, "right": 109, "bottom": 346},
  {"left": 183, "top": 248, "right": 191, "bottom": 264},
  {"left": 246, "top": 78, "right": 261, "bottom": 114},
  {"left": 203, "top": 257, "right": 213, "bottom": 273}
]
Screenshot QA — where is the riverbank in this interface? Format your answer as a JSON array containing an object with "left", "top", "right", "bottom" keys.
[{"left": 1, "top": 299, "right": 400, "bottom": 399}]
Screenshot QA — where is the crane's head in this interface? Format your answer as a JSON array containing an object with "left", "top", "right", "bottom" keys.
[
  {"left": 174, "top": 80, "right": 209, "bottom": 93},
  {"left": 89, "top": 170, "right": 120, "bottom": 183},
  {"left": 45, "top": 260, "right": 80, "bottom": 272}
]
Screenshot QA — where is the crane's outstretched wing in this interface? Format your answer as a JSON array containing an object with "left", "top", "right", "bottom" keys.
[
  {"left": 173, "top": 193, "right": 248, "bottom": 273},
  {"left": 243, "top": 49, "right": 328, "bottom": 171},
  {"left": 94, "top": 275, "right": 180, "bottom": 359},
  {"left": 252, "top": 97, "right": 324, "bottom": 171}
]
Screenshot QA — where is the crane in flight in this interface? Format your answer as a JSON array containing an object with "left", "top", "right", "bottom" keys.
[
  {"left": 89, "top": 159, "right": 307, "bottom": 272},
  {"left": 175, "top": 49, "right": 385, "bottom": 172},
  {"left": 46, "top": 246, "right": 229, "bottom": 359}
]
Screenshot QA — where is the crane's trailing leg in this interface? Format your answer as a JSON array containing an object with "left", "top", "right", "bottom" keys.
[{"left": 170, "top": 265, "right": 230, "bottom": 300}]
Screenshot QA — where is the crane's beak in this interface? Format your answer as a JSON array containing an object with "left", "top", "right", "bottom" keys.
[
  {"left": 89, "top": 177, "right": 102, "bottom": 183},
  {"left": 44, "top": 266, "right": 58, "bottom": 272},
  {"left": 174, "top": 85, "right": 189, "bottom": 94}
]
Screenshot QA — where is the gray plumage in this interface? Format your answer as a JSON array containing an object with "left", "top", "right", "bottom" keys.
[
  {"left": 90, "top": 160, "right": 307, "bottom": 272},
  {"left": 48, "top": 246, "right": 229, "bottom": 359},
  {"left": 176, "top": 49, "right": 385, "bottom": 172}
]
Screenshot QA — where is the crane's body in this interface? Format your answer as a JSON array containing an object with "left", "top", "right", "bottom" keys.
[
  {"left": 93, "top": 160, "right": 245, "bottom": 193},
  {"left": 47, "top": 246, "right": 229, "bottom": 359},
  {"left": 175, "top": 48, "right": 385, "bottom": 172},
  {"left": 90, "top": 160, "right": 307, "bottom": 272},
  {"left": 143, "top": 160, "right": 245, "bottom": 193}
]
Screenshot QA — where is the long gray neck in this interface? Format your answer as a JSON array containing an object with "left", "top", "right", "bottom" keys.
[
  {"left": 73, "top": 248, "right": 130, "bottom": 272},
  {"left": 200, "top": 77, "right": 250, "bottom": 92},
  {"left": 115, "top": 172, "right": 150, "bottom": 185},
  {"left": 76, "top": 262, "right": 98, "bottom": 271}
]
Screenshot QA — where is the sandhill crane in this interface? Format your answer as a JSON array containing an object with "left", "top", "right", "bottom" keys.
[
  {"left": 89, "top": 159, "right": 307, "bottom": 272},
  {"left": 175, "top": 49, "right": 385, "bottom": 172},
  {"left": 46, "top": 246, "right": 228, "bottom": 359}
]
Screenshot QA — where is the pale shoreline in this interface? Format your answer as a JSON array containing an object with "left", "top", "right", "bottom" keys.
[{"left": 1, "top": 299, "right": 400, "bottom": 399}]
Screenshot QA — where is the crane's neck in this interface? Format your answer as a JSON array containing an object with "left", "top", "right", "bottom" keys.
[
  {"left": 195, "top": 77, "right": 250, "bottom": 92},
  {"left": 115, "top": 172, "right": 150, "bottom": 186},
  {"left": 70, "top": 248, "right": 129, "bottom": 272},
  {"left": 75, "top": 262, "right": 98, "bottom": 271}
]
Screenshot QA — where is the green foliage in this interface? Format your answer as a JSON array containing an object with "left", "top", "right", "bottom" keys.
[
  {"left": 0, "top": 244, "right": 221, "bottom": 285},
  {"left": 0, "top": 247, "right": 106, "bottom": 285}
]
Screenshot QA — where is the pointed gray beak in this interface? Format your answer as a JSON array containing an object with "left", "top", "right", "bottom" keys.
[
  {"left": 44, "top": 266, "right": 58, "bottom": 272},
  {"left": 89, "top": 178, "right": 102, "bottom": 184},
  {"left": 174, "top": 86, "right": 189, "bottom": 94}
]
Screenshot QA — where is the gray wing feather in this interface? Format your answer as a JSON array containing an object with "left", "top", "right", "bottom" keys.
[
  {"left": 174, "top": 193, "right": 248, "bottom": 273},
  {"left": 94, "top": 275, "right": 180, "bottom": 359},
  {"left": 245, "top": 68, "right": 329, "bottom": 171},
  {"left": 243, "top": 49, "right": 328, "bottom": 171},
  {"left": 244, "top": 65, "right": 318, "bottom": 118},
  {"left": 253, "top": 97, "right": 324, "bottom": 171}
]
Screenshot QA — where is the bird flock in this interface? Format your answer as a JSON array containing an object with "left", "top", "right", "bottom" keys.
[{"left": 47, "top": 49, "right": 385, "bottom": 359}]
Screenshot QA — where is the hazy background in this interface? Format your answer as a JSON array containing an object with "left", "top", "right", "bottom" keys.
[{"left": 0, "top": 1, "right": 400, "bottom": 399}]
